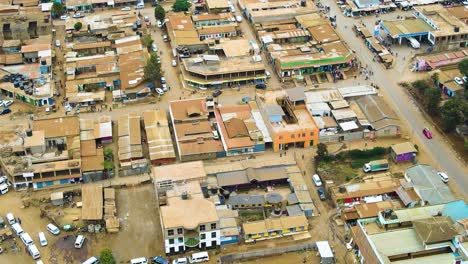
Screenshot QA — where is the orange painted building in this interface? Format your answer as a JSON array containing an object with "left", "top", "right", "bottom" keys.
[{"left": 258, "top": 89, "right": 319, "bottom": 152}]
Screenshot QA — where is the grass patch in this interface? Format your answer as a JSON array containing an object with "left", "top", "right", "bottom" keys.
[{"left": 239, "top": 210, "right": 264, "bottom": 222}]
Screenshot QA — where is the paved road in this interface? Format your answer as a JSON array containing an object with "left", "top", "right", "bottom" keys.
[{"left": 320, "top": 1, "right": 468, "bottom": 195}]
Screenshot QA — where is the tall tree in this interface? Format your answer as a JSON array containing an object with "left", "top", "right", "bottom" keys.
[
  {"left": 154, "top": 5, "right": 166, "bottom": 21},
  {"left": 142, "top": 35, "right": 154, "bottom": 48},
  {"left": 74, "top": 22, "right": 83, "bottom": 31},
  {"left": 411, "top": 79, "right": 429, "bottom": 94},
  {"left": 424, "top": 88, "right": 441, "bottom": 115},
  {"left": 458, "top": 58, "right": 468, "bottom": 77},
  {"left": 99, "top": 248, "right": 116, "bottom": 264},
  {"left": 172, "top": 0, "right": 191, "bottom": 12},
  {"left": 144, "top": 53, "right": 161, "bottom": 83},
  {"left": 316, "top": 143, "right": 328, "bottom": 160},
  {"left": 440, "top": 98, "right": 468, "bottom": 131},
  {"left": 51, "top": 2, "right": 65, "bottom": 16}
]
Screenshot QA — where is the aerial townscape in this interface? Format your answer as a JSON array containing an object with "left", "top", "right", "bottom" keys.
[{"left": 0, "top": 0, "right": 468, "bottom": 263}]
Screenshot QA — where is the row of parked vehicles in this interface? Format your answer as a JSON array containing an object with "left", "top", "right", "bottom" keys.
[{"left": 127, "top": 251, "right": 209, "bottom": 264}]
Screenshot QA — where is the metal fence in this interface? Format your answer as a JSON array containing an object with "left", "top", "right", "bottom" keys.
[
  {"left": 319, "top": 131, "right": 365, "bottom": 143},
  {"left": 218, "top": 242, "right": 317, "bottom": 263}
]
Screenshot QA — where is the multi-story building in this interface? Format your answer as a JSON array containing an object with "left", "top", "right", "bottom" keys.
[
  {"left": 168, "top": 98, "right": 224, "bottom": 161},
  {"left": 0, "top": 116, "right": 82, "bottom": 189},
  {"left": 239, "top": 0, "right": 317, "bottom": 24},
  {"left": 0, "top": 5, "right": 51, "bottom": 41},
  {"left": 257, "top": 88, "right": 319, "bottom": 152},
  {"left": 160, "top": 192, "right": 220, "bottom": 254},
  {"left": 192, "top": 13, "right": 236, "bottom": 27},
  {"left": 242, "top": 215, "right": 308, "bottom": 242}
]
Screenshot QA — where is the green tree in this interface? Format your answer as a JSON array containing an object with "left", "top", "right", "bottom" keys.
[
  {"left": 74, "top": 22, "right": 83, "bottom": 31},
  {"left": 412, "top": 79, "right": 429, "bottom": 94},
  {"left": 430, "top": 72, "right": 439, "bottom": 84},
  {"left": 423, "top": 88, "right": 441, "bottom": 115},
  {"left": 458, "top": 58, "right": 468, "bottom": 77},
  {"left": 144, "top": 53, "right": 161, "bottom": 83},
  {"left": 172, "top": 0, "right": 191, "bottom": 12},
  {"left": 440, "top": 98, "right": 468, "bottom": 131},
  {"left": 154, "top": 5, "right": 166, "bottom": 21},
  {"left": 316, "top": 143, "right": 328, "bottom": 160},
  {"left": 142, "top": 34, "right": 154, "bottom": 48},
  {"left": 51, "top": 2, "right": 65, "bottom": 16},
  {"left": 99, "top": 248, "right": 116, "bottom": 264}
]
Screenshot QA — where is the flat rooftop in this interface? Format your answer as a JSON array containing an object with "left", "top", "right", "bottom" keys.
[
  {"left": 415, "top": 4, "right": 468, "bottom": 36},
  {"left": 381, "top": 18, "right": 434, "bottom": 37},
  {"left": 160, "top": 197, "right": 219, "bottom": 229},
  {"left": 183, "top": 56, "right": 265, "bottom": 76}
]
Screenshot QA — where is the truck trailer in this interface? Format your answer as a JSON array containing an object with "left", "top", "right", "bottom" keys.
[{"left": 363, "top": 159, "right": 389, "bottom": 173}]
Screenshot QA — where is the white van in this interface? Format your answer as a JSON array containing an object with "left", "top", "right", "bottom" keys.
[
  {"left": 0, "top": 183, "right": 8, "bottom": 194},
  {"left": 20, "top": 232, "right": 34, "bottom": 246},
  {"left": 46, "top": 223, "right": 60, "bottom": 235},
  {"left": 6, "top": 213, "right": 15, "bottom": 225},
  {"left": 131, "top": 257, "right": 148, "bottom": 264},
  {"left": 38, "top": 232, "right": 48, "bottom": 246},
  {"left": 312, "top": 174, "right": 322, "bottom": 187},
  {"left": 11, "top": 223, "right": 24, "bottom": 235},
  {"left": 136, "top": 2, "right": 144, "bottom": 8},
  {"left": 407, "top": 37, "right": 420, "bottom": 49},
  {"left": 75, "top": 235, "right": 85, "bottom": 248},
  {"left": 82, "top": 256, "right": 100, "bottom": 264},
  {"left": 27, "top": 244, "right": 41, "bottom": 259},
  {"left": 189, "top": 252, "right": 209, "bottom": 263},
  {"left": 173, "top": 258, "right": 188, "bottom": 264}
]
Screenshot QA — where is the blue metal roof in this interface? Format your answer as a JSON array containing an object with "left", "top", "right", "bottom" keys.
[{"left": 442, "top": 200, "right": 468, "bottom": 222}]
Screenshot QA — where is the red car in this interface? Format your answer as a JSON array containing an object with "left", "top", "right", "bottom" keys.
[{"left": 422, "top": 128, "right": 433, "bottom": 139}]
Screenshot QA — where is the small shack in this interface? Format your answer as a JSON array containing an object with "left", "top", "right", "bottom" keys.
[
  {"left": 51, "top": 192, "right": 64, "bottom": 206},
  {"left": 390, "top": 142, "right": 417, "bottom": 163},
  {"left": 316, "top": 241, "right": 335, "bottom": 264}
]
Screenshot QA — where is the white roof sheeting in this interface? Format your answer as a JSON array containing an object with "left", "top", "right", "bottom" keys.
[
  {"left": 316, "top": 241, "right": 334, "bottom": 258},
  {"left": 338, "top": 85, "right": 377, "bottom": 98},
  {"left": 252, "top": 111, "right": 272, "bottom": 143},
  {"left": 339, "top": 121, "right": 359, "bottom": 131}
]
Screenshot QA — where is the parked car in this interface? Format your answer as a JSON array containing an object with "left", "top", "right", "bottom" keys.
[
  {"left": 144, "top": 16, "right": 150, "bottom": 22},
  {"left": 131, "top": 257, "right": 148, "bottom": 264},
  {"left": 265, "top": 71, "right": 271, "bottom": 79},
  {"left": 312, "top": 174, "right": 322, "bottom": 187},
  {"left": 317, "top": 188, "right": 326, "bottom": 200},
  {"left": 3, "top": 100, "right": 13, "bottom": 107},
  {"left": 151, "top": 0, "right": 159, "bottom": 6},
  {"left": 151, "top": 256, "right": 169, "bottom": 264},
  {"left": 241, "top": 96, "right": 252, "bottom": 103},
  {"left": 60, "top": 15, "right": 69, "bottom": 20},
  {"left": 454, "top": 77, "right": 464, "bottom": 85},
  {"left": 46, "top": 223, "right": 60, "bottom": 235},
  {"left": 136, "top": 20, "right": 142, "bottom": 28},
  {"left": 162, "top": 83, "right": 168, "bottom": 91},
  {"left": 157, "top": 20, "right": 163, "bottom": 28},
  {"left": 152, "top": 43, "right": 158, "bottom": 52},
  {"left": 155, "top": 88, "right": 164, "bottom": 95},
  {"left": 463, "top": 76, "right": 467, "bottom": 83},
  {"left": 121, "top": 6, "right": 131, "bottom": 11},
  {"left": 0, "top": 108, "right": 11, "bottom": 115},
  {"left": 74, "top": 235, "right": 85, "bottom": 249},
  {"left": 236, "top": 15, "right": 242, "bottom": 22},
  {"left": 255, "top": 83, "right": 266, "bottom": 89},
  {"left": 172, "top": 258, "right": 188, "bottom": 264},
  {"left": 422, "top": 127, "right": 433, "bottom": 139},
  {"left": 172, "top": 59, "right": 177, "bottom": 66},
  {"left": 437, "top": 172, "right": 449, "bottom": 183},
  {"left": 160, "top": 77, "right": 166, "bottom": 84},
  {"left": 38, "top": 232, "right": 48, "bottom": 246},
  {"left": 72, "top": 13, "right": 84, "bottom": 18},
  {"left": 212, "top": 89, "right": 222, "bottom": 97},
  {"left": 163, "top": 35, "right": 169, "bottom": 42},
  {"left": 55, "top": 40, "right": 61, "bottom": 47}
]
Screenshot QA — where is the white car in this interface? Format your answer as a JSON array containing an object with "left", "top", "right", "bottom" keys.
[
  {"left": 463, "top": 76, "right": 467, "bottom": 83},
  {"left": 121, "top": 6, "right": 131, "bottom": 11},
  {"left": 46, "top": 223, "right": 60, "bottom": 235},
  {"left": 74, "top": 235, "right": 85, "bottom": 248},
  {"left": 3, "top": 100, "right": 13, "bottom": 107},
  {"left": 162, "top": 83, "right": 168, "bottom": 91},
  {"left": 236, "top": 15, "right": 242, "bottom": 22},
  {"left": 437, "top": 172, "right": 449, "bottom": 183},
  {"left": 172, "top": 59, "right": 177, "bottom": 66},
  {"left": 155, "top": 88, "right": 164, "bottom": 95},
  {"left": 157, "top": 20, "right": 163, "bottom": 28},
  {"left": 60, "top": 15, "right": 69, "bottom": 20},
  {"left": 55, "top": 40, "right": 61, "bottom": 47},
  {"left": 38, "top": 232, "right": 48, "bottom": 246},
  {"left": 152, "top": 43, "right": 158, "bottom": 52},
  {"left": 160, "top": 77, "right": 166, "bottom": 84},
  {"left": 72, "top": 13, "right": 84, "bottom": 18},
  {"left": 172, "top": 258, "right": 188, "bottom": 264},
  {"left": 454, "top": 77, "right": 463, "bottom": 85}
]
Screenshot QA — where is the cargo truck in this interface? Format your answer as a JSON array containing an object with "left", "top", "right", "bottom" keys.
[{"left": 363, "top": 159, "right": 389, "bottom": 173}]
